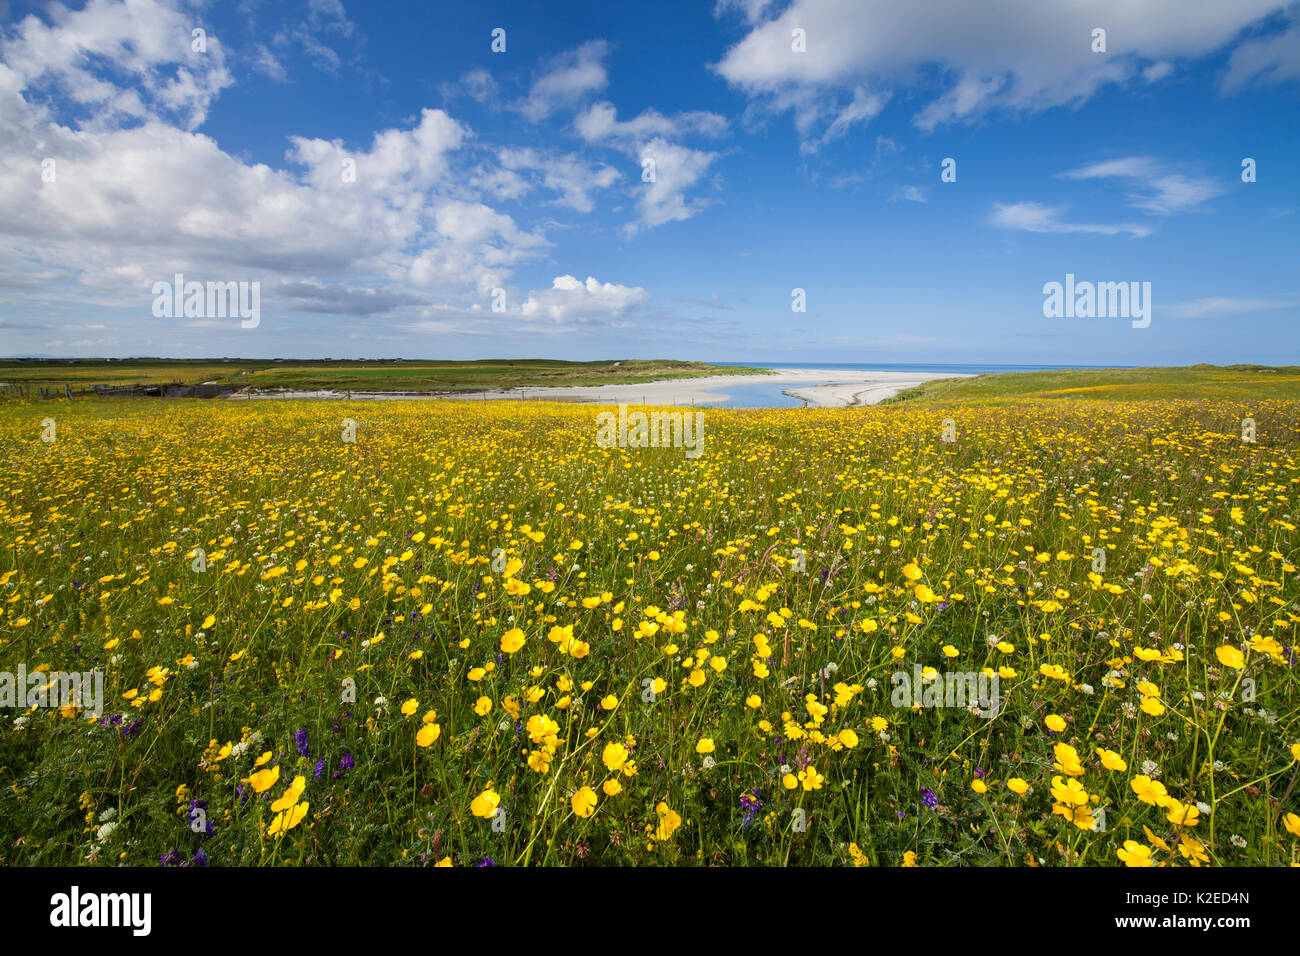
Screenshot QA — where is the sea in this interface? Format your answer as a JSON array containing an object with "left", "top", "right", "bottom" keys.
[{"left": 703, "top": 362, "right": 1121, "bottom": 408}]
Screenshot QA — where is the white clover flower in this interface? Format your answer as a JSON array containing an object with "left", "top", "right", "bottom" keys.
[
  {"left": 95, "top": 821, "right": 118, "bottom": 843},
  {"left": 98, "top": 806, "right": 117, "bottom": 822}
]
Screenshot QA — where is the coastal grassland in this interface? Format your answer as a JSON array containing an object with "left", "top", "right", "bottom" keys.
[
  {"left": 0, "top": 358, "right": 769, "bottom": 395},
  {"left": 0, "top": 396, "right": 1297, "bottom": 866},
  {"left": 885, "top": 365, "right": 1300, "bottom": 405}
]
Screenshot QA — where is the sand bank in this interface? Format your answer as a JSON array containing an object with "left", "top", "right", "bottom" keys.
[{"left": 227, "top": 368, "right": 969, "bottom": 407}]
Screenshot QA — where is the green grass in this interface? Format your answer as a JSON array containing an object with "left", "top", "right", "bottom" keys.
[
  {"left": 885, "top": 365, "right": 1300, "bottom": 405},
  {"left": 0, "top": 358, "right": 771, "bottom": 395}
]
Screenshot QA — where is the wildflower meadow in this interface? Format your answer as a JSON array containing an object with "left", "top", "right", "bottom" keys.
[{"left": 1, "top": 396, "right": 1297, "bottom": 867}]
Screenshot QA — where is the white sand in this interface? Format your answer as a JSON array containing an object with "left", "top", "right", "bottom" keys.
[{"left": 227, "top": 368, "right": 971, "bottom": 407}]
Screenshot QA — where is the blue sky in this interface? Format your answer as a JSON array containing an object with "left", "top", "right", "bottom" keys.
[{"left": 1, "top": 0, "right": 1297, "bottom": 364}]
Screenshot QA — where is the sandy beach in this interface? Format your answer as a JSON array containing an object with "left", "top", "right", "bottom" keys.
[{"left": 228, "top": 368, "right": 969, "bottom": 407}]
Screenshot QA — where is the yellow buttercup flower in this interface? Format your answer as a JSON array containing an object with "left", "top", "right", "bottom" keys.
[
  {"left": 470, "top": 788, "right": 500, "bottom": 818},
  {"left": 1215, "top": 645, "right": 1245, "bottom": 669},
  {"left": 1117, "top": 841, "right": 1154, "bottom": 867}
]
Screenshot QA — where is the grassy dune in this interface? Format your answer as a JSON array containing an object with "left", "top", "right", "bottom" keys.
[{"left": 886, "top": 365, "right": 1300, "bottom": 405}]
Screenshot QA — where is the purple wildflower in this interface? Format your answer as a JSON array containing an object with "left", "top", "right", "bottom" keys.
[
  {"left": 295, "top": 728, "right": 311, "bottom": 758},
  {"left": 740, "top": 791, "right": 763, "bottom": 828}
]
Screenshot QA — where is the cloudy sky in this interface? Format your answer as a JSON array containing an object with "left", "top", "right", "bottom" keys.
[{"left": 1, "top": 0, "right": 1297, "bottom": 363}]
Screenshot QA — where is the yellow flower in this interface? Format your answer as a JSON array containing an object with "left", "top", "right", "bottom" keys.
[
  {"left": 400, "top": 698, "right": 418, "bottom": 716},
  {"left": 473, "top": 696, "right": 492, "bottom": 716},
  {"left": 1045, "top": 714, "right": 1066, "bottom": 732},
  {"left": 267, "top": 801, "right": 308, "bottom": 837},
  {"left": 1215, "top": 645, "right": 1245, "bottom": 669},
  {"left": 600, "top": 694, "right": 618, "bottom": 711},
  {"left": 1165, "top": 799, "right": 1200, "bottom": 827},
  {"left": 602, "top": 742, "right": 629, "bottom": 772},
  {"left": 1117, "top": 841, "right": 1154, "bottom": 867},
  {"left": 798, "top": 765, "right": 824, "bottom": 791},
  {"left": 1282, "top": 812, "right": 1300, "bottom": 837},
  {"left": 1096, "top": 748, "right": 1127, "bottom": 772},
  {"left": 1130, "top": 775, "right": 1168, "bottom": 806},
  {"left": 270, "top": 775, "right": 307, "bottom": 813},
  {"left": 654, "top": 802, "right": 682, "bottom": 840},
  {"left": 902, "top": 562, "right": 922, "bottom": 581},
  {"left": 971, "top": 779, "right": 987, "bottom": 794},
  {"left": 416, "top": 722, "right": 441, "bottom": 747},
  {"left": 1006, "top": 778, "right": 1028, "bottom": 796},
  {"left": 1053, "top": 743, "right": 1085, "bottom": 776},
  {"left": 500, "top": 628, "right": 526, "bottom": 654},
  {"left": 1050, "top": 775, "right": 1089, "bottom": 807},
  {"left": 837, "top": 728, "right": 859, "bottom": 749},
  {"left": 695, "top": 738, "right": 715, "bottom": 755},
  {"left": 246, "top": 765, "right": 280, "bottom": 794},
  {"left": 470, "top": 788, "right": 500, "bottom": 818},
  {"left": 602, "top": 778, "right": 622, "bottom": 797},
  {"left": 572, "top": 786, "right": 598, "bottom": 818}
]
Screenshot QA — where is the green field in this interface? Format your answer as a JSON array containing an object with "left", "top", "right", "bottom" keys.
[
  {"left": 885, "top": 364, "right": 1300, "bottom": 404},
  {"left": 0, "top": 358, "right": 770, "bottom": 395}
]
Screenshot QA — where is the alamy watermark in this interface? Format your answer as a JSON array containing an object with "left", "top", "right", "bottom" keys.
[
  {"left": 2, "top": 665, "right": 104, "bottom": 717},
  {"left": 595, "top": 404, "right": 704, "bottom": 459},
  {"left": 152, "top": 273, "right": 260, "bottom": 328},
  {"left": 1043, "top": 273, "right": 1150, "bottom": 329},
  {"left": 891, "top": 666, "right": 1000, "bottom": 718},
  {"left": 49, "top": 886, "right": 150, "bottom": 935}
]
